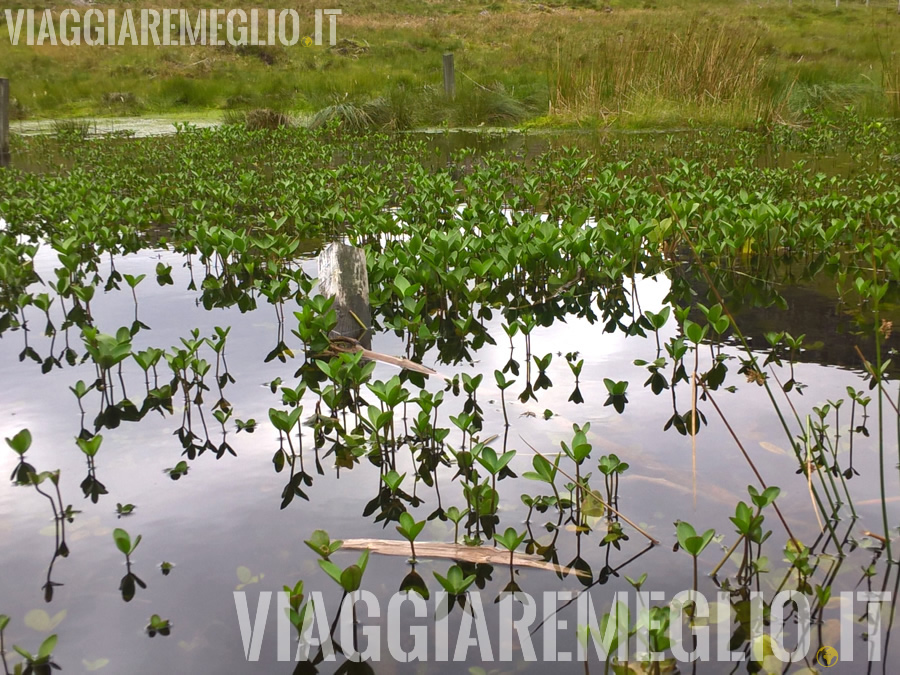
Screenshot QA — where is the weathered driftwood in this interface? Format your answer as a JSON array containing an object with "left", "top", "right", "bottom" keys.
[
  {"left": 327, "top": 336, "right": 451, "bottom": 381},
  {"left": 317, "top": 243, "right": 448, "bottom": 379},
  {"left": 317, "top": 242, "right": 372, "bottom": 349},
  {"left": 340, "top": 538, "right": 589, "bottom": 577}
]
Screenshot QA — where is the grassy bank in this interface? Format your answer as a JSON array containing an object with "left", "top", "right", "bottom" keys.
[{"left": 1, "top": 0, "right": 899, "bottom": 128}]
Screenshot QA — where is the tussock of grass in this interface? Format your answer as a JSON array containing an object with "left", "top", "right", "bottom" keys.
[
  {"left": 310, "top": 100, "right": 375, "bottom": 132},
  {"left": 418, "top": 81, "right": 536, "bottom": 127},
  {"left": 53, "top": 120, "right": 92, "bottom": 140},
  {"left": 245, "top": 109, "right": 292, "bottom": 130},
  {"left": 787, "top": 82, "right": 884, "bottom": 116},
  {"left": 223, "top": 109, "right": 293, "bottom": 130},
  {"left": 364, "top": 86, "right": 418, "bottom": 131}
]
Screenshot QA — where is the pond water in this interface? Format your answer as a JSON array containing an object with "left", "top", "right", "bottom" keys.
[
  {"left": 0, "top": 126, "right": 898, "bottom": 675},
  {"left": 0, "top": 244, "right": 895, "bottom": 674},
  {"left": 10, "top": 117, "right": 220, "bottom": 139}
]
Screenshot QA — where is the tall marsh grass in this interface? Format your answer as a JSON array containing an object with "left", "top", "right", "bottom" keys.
[
  {"left": 881, "top": 45, "right": 900, "bottom": 116},
  {"left": 550, "top": 20, "right": 770, "bottom": 124}
]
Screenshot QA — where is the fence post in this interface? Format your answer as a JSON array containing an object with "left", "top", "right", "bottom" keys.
[
  {"left": 443, "top": 53, "right": 456, "bottom": 99},
  {"left": 0, "top": 78, "right": 10, "bottom": 168}
]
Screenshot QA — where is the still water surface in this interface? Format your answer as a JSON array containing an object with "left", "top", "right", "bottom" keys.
[{"left": 0, "top": 238, "right": 895, "bottom": 674}]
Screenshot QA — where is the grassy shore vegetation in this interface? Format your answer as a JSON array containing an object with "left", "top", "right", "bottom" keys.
[{"left": 1, "top": 0, "right": 899, "bottom": 128}]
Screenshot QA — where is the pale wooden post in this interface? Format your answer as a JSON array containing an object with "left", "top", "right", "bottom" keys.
[
  {"left": 0, "top": 78, "right": 9, "bottom": 168},
  {"left": 443, "top": 53, "right": 456, "bottom": 99},
  {"left": 317, "top": 242, "right": 372, "bottom": 349}
]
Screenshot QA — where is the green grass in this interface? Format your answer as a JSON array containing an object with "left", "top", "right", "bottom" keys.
[{"left": 1, "top": 0, "right": 899, "bottom": 127}]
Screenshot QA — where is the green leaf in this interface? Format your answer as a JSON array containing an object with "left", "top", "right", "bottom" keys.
[
  {"left": 6, "top": 429, "right": 32, "bottom": 456},
  {"left": 13, "top": 645, "right": 34, "bottom": 661},
  {"left": 445, "top": 506, "right": 467, "bottom": 523},
  {"left": 305, "top": 530, "right": 336, "bottom": 558},
  {"left": 382, "top": 470, "right": 405, "bottom": 492},
  {"left": 77, "top": 435, "right": 102, "bottom": 457},
  {"left": 625, "top": 572, "right": 648, "bottom": 590},
  {"left": 683, "top": 320, "right": 708, "bottom": 345},
  {"left": 38, "top": 634, "right": 57, "bottom": 659},
  {"left": 683, "top": 529, "right": 716, "bottom": 556},
  {"left": 397, "top": 512, "right": 423, "bottom": 540},
  {"left": 675, "top": 521, "right": 697, "bottom": 550},
  {"left": 357, "top": 549, "right": 370, "bottom": 575},
  {"left": 761, "top": 486, "right": 781, "bottom": 507},
  {"left": 582, "top": 491, "right": 606, "bottom": 518},
  {"left": 683, "top": 535, "right": 705, "bottom": 556},
  {"left": 731, "top": 502, "right": 752, "bottom": 530},
  {"left": 318, "top": 560, "right": 343, "bottom": 587},
  {"left": 113, "top": 528, "right": 131, "bottom": 556},
  {"left": 340, "top": 565, "right": 363, "bottom": 592}
]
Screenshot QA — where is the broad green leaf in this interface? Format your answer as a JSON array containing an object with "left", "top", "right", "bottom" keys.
[
  {"left": 318, "top": 560, "right": 343, "bottom": 587},
  {"left": 676, "top": 521, "right": 696, "bottom": 550},
  {"left": 340, "top": 565, "right": 363, "bottom": 592},
  {"left": 38, "top": 634, "right": 57, "bottom": 659},
  {"left": 6, "top": 429, "right": 31, "bottom": 455},
  {"left": 113, "top": 528, "right": 132, "bottom": 556}
]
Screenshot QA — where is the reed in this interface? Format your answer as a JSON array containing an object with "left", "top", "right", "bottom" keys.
[
  {"left": 881, "top": 43, "right": 900, "bottom": 116},
  {"left": 550, "top": 20, "right": 771, "bottom": 125}
]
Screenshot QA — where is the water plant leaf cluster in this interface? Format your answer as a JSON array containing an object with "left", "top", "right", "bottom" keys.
[{"left": 0, "top": 118, "right": 898, "bottom": 672}]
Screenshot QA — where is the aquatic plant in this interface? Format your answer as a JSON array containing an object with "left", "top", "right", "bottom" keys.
[
  {"left": 396, "top": 511, "right": 426, "bottom": 562},
  {"left": 561, "top": 424, "right": 592, "bottom": 527},
  {"left": 146, "top": 615, "right": 171, "bottom": 638},
  {"left": 304, "top": 530, "right": 343, "bottom": 561},
  {"left": 0, "top": 118, "right": 899, "bottom": 669},
  {"left": 6, "top": 429, "right": 34, "bottom": 485},
  {"left": 9, "top": 633, "right": 59, "bottom": 674},
  {"left": 493, "top": 528, "right": 527, "bottom": 569},
  {"left": 113, "top": 528, "right": 141, "bottom": 565},
  {"left": 319, "top": 550, "right": 370, "bottom": 594},
  {"left": 445, "top": 506, "right": 469, "bottom": 545},
  {"left": 433, "top": 564, "right": 476, "bottom": 597},
  {"left": 282, "top": 579, "right": 313, "bottom": 637}
]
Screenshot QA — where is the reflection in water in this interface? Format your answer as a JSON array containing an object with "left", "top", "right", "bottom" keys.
[
  {"left": 0, "top": 239, "right": 895, "bottom": 673},
  {"left": 1, "top": 122, "right": 899, "bottom": 673}
]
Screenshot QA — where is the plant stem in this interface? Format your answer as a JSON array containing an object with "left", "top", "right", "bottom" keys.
[
  {"left": 524, "top": 439, "right": 659, "bottom": 545},
  {"left": 693, "top": 556, "right": 698, "bottom": 598},
  {"left": 711, "top": 534, "right": 744, "bottom": 578},
  {"left": 0, "top": 626, "right": 10, "bottom": 675}
]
